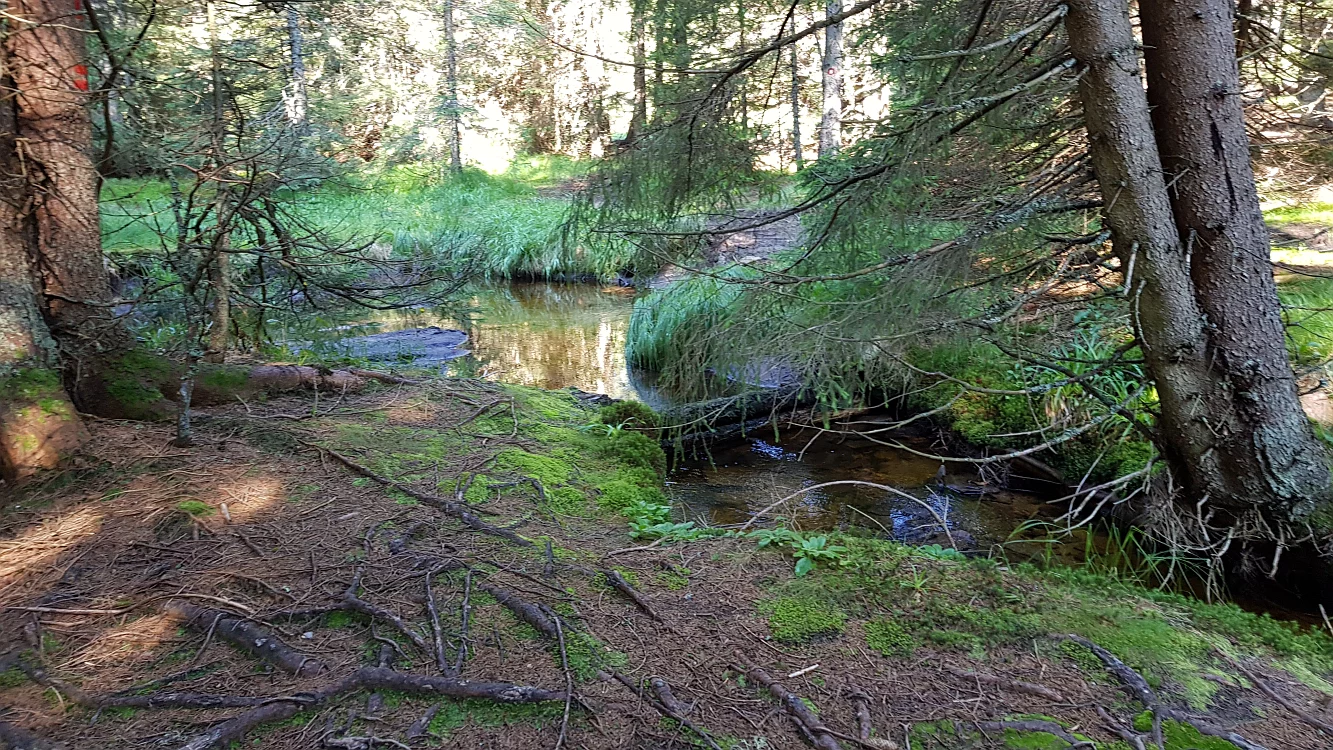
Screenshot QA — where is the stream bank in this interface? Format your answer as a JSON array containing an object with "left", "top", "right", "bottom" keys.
[{"left": 2, "top": 377, "right": 1331, "bottom": 749}]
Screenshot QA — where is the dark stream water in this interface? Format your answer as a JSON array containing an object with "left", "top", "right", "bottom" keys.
[{"left": 318, "top": 282, "right": 1066, "bottom": 553}]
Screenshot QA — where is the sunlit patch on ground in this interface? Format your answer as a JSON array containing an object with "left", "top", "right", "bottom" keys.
[{"left": 0, "top": 507, "right": 104, "bottom": 606}]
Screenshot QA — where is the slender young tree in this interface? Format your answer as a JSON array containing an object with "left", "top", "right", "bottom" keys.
[
  {"left": 818, "top": 0, "right": 842, "bottom": 157},
  {"left": 204, "top": 0, "right": 231, "bottom": 363},
  {"left": 628, "top": 0, "right": 648, "bottom": 140},
  {"left": 791, "top": 42, "right": 803, "bottom": 169},
  {"left": 442, "top": 0, "right": 462, "bottom": 174}
]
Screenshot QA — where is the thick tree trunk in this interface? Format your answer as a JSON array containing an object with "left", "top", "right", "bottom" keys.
[
  {"left": 1066, "top": 0, "right": 1330, "bottom": 548},
  {"left": 285, "top": 4, "right": 309, "bottom": 136},
  {"left": 791, "top": 43, "right": 803, "bottom": 169},
  {"left": 0, "top": 43, "right": 87, "bottom": 483},
  {"left": 1139, "top": 1, "right": 1331, "bottom": 518},
  {"left": 6, "top": 0, "right": 119, "bottom": 359},
  {"left": 818, "top": 0, "right": 842, "bottom": 158},
  {"left": 442, "top": 0, "right": 462, "bottom": 175}
]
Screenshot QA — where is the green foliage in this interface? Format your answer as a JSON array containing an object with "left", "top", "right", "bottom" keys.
[
  {"left": 426, "top": 697, "right": 564, "bottom": 738},
  {"left": 495, "top": 449, "right": 574, "bottom": 487},
  {"left": 762, "top": 595, "right": 846, "bottom": 643},
  {"left": 864, "top": 619, "right": 914, "bottom": 658},
  {"left": 750, "top": 528, "right": 849, "bottom": 576},
  {"left": 1131, "top": 715, "right": 1237, "bottom": 750}
]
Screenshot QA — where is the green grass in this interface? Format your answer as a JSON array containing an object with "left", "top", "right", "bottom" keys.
[
  {"left": 100, "top": 158, "right": 631, "bottom": 282},
  {"left": 1265, "top": 200, "right": 1333, "bottom": 227}
]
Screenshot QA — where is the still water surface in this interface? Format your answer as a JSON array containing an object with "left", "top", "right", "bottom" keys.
[{"left": 321, "top": 283, "right": 1055, "bottom": 550}]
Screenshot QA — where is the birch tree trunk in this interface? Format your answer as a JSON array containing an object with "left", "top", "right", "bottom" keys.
[
  {"left": 1065, "top": 0, "right": 1330, "bottom": 553},
  {"left": 818, "top": 0, "right": 843, "bottom": 158},
  {"left": 1139, "top": 0, "right": 1331, "bottom": 518}
]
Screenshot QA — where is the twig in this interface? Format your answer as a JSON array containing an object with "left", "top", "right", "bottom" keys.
[
  {"left": 343, "top": 568, "right": 430, "bottom": 654},
  {"left": 1217, "top": 651, "right": 1333, "bottom": 737},
  {"left": 454, "top": 570, "right": 473, "bottom": 675},
  {"left": 601, "top": 569, "right": 663, "bottom": 622},
  {"left": 549, "top": 607, "right": 574, "bottom": 750},
  {"left": 943, "top": 666, "right": 1065, "bottom": 702},
  {"left": 425, "top": 569, "right": 449, "bottom": 675},
  {"left": 735, "top": 664, "right": 840, "bottom": 750}
]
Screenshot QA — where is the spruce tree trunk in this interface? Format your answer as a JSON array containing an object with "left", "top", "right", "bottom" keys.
[
  {"left": 1065, "top": 0, "right": 1330, "bottom": 547},
  {"left": 0, "top": 35, "right": 88, "bottom": 483},
  {"left": 818, "top": 0, "right": 843, "bottom": 158},
  {"left": 1139, "top": 1, "right": 1331, "bottom": 518},
  {"left": 6, "top": 0, "right": 115, "bottom": 346},
  {"left": 285, "top": 4, "right": 309, "bottom": 136},
  {"left": 628, "top": 0, "right": 647, "bottom": 140},
  {"left": 442, "top": 0, "right": 462, "bottom": 174}
]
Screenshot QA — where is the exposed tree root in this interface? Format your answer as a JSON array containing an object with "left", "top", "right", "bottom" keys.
[
  {"left": 342, "top": 569, "right": 430, "bottom": 654},
  {"left": 605, "top": 671, "right": 722, "bottom": 750},
  {"left": 736, "top": 664, "right": 841, "bottom": 750},
  {"left": 176, "top": 666, "right": 566, "bottom": 750},
  {"left": 167, "top": 602, "right": 327, "bottom": 676},
  {"left": 601, "top": 569, "right": 663, "bottom": 621},
  {"left": 303, "top": 441, "right": 531, "bottom": 546},
  {"left": 1063, "top": 635, "right": 1269, "bottom": 750},
  {"left": 943, "top": 666, "right": 1065, "bottom": 702},
  {"left": 975, "top": 720, "right": 1082, "bottom": 746},
  {"left": 479, "top": 580, "right": 559, "bottom": 639}
]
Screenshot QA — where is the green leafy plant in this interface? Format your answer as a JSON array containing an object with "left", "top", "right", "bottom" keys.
[{"left": 793, "top": 536, "right": 849, "bottom": 576}]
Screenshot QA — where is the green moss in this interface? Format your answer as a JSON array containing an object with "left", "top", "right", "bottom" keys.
[
  {"left": 1130, "top": 715, "right": 1237, "bottom": 750},
  {"left": 198, "top": 365, "right": 250, "bottom": 391},
  {"left": 656, "top": 567, "right": 691, "bottom": 591},
  {"left": 763, "top": 596, "right": 846, "bottom": 643},
  {"left": 496, "top": 449, "right": 574, "bottom": 487},
  {"left": 0, "top": 666, "right": 26, "bottom": 688},
  {"left": 545, "top": 486, "right": 584, "bottom": 513},
  {"left": 597, "top": 400, "right": 660, "bottom": 429},
  {"left": 177, "top": 500, "right": 214, "bottom": 517},
  {"left": 0, "top": 367, "right": 62, "bottom": 400},
  {"left": 427, "top": 697, "right": 564, "bottom": 738},
  {"left": 864, "top": 619, "right": 913, "bottom": 658},
  {"left": 595, "top": 478, "right": 668, "bottom": 513},
  {"left": 105, "top": 352, "right": 169, "bottom": 413}
]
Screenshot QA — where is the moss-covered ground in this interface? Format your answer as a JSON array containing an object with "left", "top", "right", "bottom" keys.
[{"left": 2, "top": 378, "right": 1330, "bottom": 749}]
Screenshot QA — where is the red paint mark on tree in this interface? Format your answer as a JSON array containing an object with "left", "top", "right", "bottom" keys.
[{"left": 72, "top": 64, "right": 89, "bottom": 92}]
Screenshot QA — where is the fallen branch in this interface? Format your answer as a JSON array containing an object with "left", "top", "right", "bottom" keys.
[
  {"left": 167, "top": 602, "right": 327, "bottom": 676},
  {"left": 478, "top": 581, "right": 558, "bottom": 640},
  {"left": 601, "top": 569, "right": 663, "bottom": 622},
  {"left": 176, "top": 666, "right": 566, "bottom": 750},
  {"left": 736, "top": 665, "right": 841, "bottom": 750}
]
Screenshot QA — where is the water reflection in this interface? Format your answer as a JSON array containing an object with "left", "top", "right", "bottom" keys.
[{"left": 347, "top": 283, "right": 660, "bottom": 403}]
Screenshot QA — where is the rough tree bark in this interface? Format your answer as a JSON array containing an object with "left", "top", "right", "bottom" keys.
[
  {"left": 1139, "top": 0, "right": 1331, "bottom": 520},
  {"left": 6, "top": 0, "right": 121, "bottom": 363},
  {"left": 0, "top": 51, "right": 87, "bottom": 483},
  {"left": 442, "top": 0, "right": 462, "bottom": 174},
  {"left": 1065, "top": 0, "right": 1331, "bottom": 548},
  {"left": 818, "top": 0, "right": 843, "bottom": 158}
]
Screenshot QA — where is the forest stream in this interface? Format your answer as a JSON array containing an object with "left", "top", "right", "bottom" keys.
[{"left": 323, "top": 282, "right": 1085, "bottom": 561}]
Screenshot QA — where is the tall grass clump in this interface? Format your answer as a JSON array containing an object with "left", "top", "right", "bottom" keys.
[{"left": 101, "top": 158, "right": 637, "bottom": 282}]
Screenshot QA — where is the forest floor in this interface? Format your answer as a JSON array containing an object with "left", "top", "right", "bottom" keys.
[{"left": 4, "top": 378, "right": 1333, "bottom": 750}]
